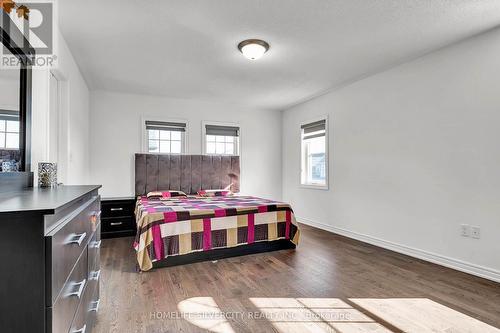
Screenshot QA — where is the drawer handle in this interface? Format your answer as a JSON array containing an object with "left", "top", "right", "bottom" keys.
[
  {"left": 73, "top": 324, "right": 87, "bottom": 333},
  {"left": 93, "top": 240, "right": 102, "bottom": 249},
  {"left": 110, "top": 207, "right": 124, "bottom": 211},
  {"left": 66, "top": 232, "right": 87, "bottom": 246},
  {"left": 90, "top": 269, "right": 101, "bottom": 281},
  {"left": 110, "top": 222, "right": 123, "bottom": 226},
  {"left": 67, "top": 278, "right": 86, "bottom": 298},
  {"left": 90, "top": 299, "right": 101, "bottom": 313}
]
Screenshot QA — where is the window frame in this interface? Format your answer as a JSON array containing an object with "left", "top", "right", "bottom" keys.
[
  {"left": 300, "top": 115, "right": 329, "bottom": 190},
  {"left": 202, "top": 121, "right": 241, "bottom": 156},
  {"left": 0, "top": 111, "right": 20, "bottom": 150},
  {"left": 141, "top": 116, "right": 189, "bottom": 154}
]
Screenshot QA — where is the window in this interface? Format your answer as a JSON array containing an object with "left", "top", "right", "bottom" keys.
[
  {"left": 204, "top": 123, "right": 240, "bottom": 155},
  {"left": 301, "top": 118, "right": 328, "bottom": 188},
  {"left": 145, "top": 120, "right": 186, "bottom": 154},
  {"left": 0, "top": 111, "right": 20, "bottom": 149}
]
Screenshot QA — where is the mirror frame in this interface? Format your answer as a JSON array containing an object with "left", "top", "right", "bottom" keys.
[{"left": 0, "top": 11, "right": 34, "bottom": 173}]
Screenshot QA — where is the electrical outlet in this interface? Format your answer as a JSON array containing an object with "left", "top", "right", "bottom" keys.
[
  {"left": 471, "top": 226, "right": 481, "bottom": 239},
  {"left": 461, "top": 224, "right": 471, "bottom": 237}
]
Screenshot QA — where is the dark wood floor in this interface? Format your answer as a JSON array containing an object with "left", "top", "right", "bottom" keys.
[{"left": 95, "top": 224, "right": 500, "bottom": 333}]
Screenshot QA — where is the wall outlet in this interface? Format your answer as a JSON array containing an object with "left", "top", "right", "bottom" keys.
[
  {"left": 471, "top": 226, "right": 481, "bottom": 239},
  {"left": 461, "top": 224, "right": 471, "bottom": 237}
]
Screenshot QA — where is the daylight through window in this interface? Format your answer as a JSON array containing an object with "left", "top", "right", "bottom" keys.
[
  {"left": 205, "top": 124, "right": 240, "bottom": 155},
  {"left": 301, "top": 119, "right": 327, "bottom": 187},
  {"left": 0, "top": 111, "right": 20, "bottom": 149},
  {"left": 146, "top": 120, "right": 186, "bottom": 154}
]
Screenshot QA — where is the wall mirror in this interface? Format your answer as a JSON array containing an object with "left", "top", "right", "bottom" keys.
[
  {"left": 0, "top": 64, "right": 21, "bottom": 171},
  {"left": 0, "top": 11, "right": 33, "bottom": 175}
]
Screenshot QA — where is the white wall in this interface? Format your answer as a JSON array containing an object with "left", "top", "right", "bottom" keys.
[
  {"left": 31, "top": 28, "right": 90, "bottom": 184},
  {"left": 89, "top": 91, "right": 282, "bottom": 199},
  {"left": 282, "top": 27, "right": 500, "bottom": 281},
  {"left": 0, "top": 75, "right": 19, "bottom": 110}
]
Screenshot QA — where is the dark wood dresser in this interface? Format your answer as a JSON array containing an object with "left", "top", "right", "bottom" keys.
[
  {"left": 0, "top": 185, "right": 102, "bottom": 333},
  {"left": 101, "top": 197, "right": 136, "bottom": 239}
]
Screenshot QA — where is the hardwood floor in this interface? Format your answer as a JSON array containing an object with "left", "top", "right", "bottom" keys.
[{"left": 95, "top": 224, "right": 500, "bottom": 333}]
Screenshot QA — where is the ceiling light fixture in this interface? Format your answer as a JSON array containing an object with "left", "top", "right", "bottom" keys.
[{"left": 238, "top": 39, "right": 270, "bottom": 60}]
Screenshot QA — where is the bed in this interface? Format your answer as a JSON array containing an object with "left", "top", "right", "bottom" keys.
[{"left": 133, "top": 153, "right": 300, "bottom": 271}]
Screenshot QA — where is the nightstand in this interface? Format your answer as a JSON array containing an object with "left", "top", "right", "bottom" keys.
[{"left": 101, "top": 197, "right": 136, "bottom": 238}]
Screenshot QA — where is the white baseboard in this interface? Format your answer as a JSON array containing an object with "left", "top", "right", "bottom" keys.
[{"left": 297, "top": 216, "right": 500, "bottom": 283}]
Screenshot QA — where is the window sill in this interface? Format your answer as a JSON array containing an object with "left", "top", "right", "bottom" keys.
[{"left": 300, "top": 184, "right": 329, "bottom": 191}]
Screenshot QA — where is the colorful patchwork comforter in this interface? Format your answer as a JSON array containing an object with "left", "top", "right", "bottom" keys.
[{"left": 133, "top": 195, "right": 300, "bottom": 271}]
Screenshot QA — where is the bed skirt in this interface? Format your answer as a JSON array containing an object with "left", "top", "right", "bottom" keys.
[{"left": 149, "top": 239, "right": 296, "bottom": 269}]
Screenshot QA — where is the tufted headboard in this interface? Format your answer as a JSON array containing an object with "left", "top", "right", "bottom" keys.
[{"left": 135, "top": 153, "right": 240, "bottom": 196}]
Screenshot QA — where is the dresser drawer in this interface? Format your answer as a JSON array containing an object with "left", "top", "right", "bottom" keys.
[
  {"left": 102, "top": 216, "right": 135, "bottom": 233},
  {"left": 87, "top": 281, "right": 100, "bottom": 331},
  {"left": 46, "top": 196, "right": 100, "bottom": 305},
  {"left": 49, "top": 249, "right": 88, "bottom": 333},
  {"left": 69, "top": 271, "right": 100, "bottom": 333},
  {"left": 88, "top": 223, "right": 101, "bottom": 281},
  {"left": 101, "top": 200, "right": 134, "bottom": 218}
]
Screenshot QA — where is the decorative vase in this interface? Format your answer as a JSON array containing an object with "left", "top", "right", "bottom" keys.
[{"left": 38, "top": 162, "right": 58, "bottom": 188}]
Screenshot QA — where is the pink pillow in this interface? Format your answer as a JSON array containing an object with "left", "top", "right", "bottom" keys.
[
  {"left": 197, "top": 189, "right": 232, "bottom": 197},
  {"left": 146, "top": 190, "right": 187, "bottom": 199}
]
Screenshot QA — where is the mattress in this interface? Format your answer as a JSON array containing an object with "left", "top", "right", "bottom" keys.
[{"left": 133, "top": 195, "right": 300, "bottom": 271}]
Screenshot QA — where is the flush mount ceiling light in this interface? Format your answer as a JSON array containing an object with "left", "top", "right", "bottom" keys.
[{"left": 238, "top": 39, "right": 270, "bottom": 60}]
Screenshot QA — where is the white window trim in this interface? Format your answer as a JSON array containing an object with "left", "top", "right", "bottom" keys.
[
  {"left": 141, "top": 115, "right": 189, "bottom": 154},
  {"left": 300, "top": 115, "right": 329, "bottom": 190},
  {"left": 201, "top": 120, "right": 241, "bottom": 156}
]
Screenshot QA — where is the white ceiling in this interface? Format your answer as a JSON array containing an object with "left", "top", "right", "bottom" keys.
[{"left": 59, "top": 0, "right": 500, "bottom": 110}]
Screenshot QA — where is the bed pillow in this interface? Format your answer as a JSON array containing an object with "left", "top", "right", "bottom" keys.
[
  {"left": 146, "top": 190, "right": 187, "bottom": 199},
  {"left": 197, "top": 189, "right": 232, "bottom": 197}
]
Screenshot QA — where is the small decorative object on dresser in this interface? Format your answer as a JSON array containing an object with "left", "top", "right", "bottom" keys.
[
  {"left": 101, "top": 197, "right": 136, "bottom": 238},
  {"left": 38, "top": 162, "right": 58, "bottom": 187}
]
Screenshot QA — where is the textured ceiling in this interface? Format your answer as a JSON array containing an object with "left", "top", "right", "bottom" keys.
[{"left": 58, "top": 0, "right": 500, "bottom": 110}]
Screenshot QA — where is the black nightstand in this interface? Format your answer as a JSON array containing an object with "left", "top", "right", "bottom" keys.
[{"left": 101, "top": 197, "right": 136, "bottom": 238}]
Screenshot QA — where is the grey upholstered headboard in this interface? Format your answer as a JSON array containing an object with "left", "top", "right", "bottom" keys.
[{"left": 135, "top": 153, "right": 240, "bottom": 196}]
